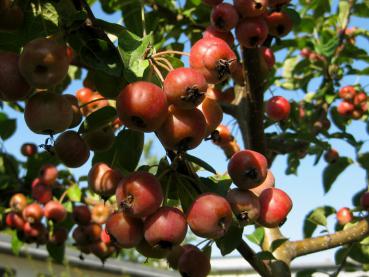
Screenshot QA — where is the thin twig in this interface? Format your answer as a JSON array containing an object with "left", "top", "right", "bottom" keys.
[
  {"left": 149, "top": 60, "right": 165, "bottom": 83},
  {"left": 152, "top": 50, "right": 190, "bottom": 58},
  {"left": 153, "top": 59, "right": 172, "bottom": 73},
  {"left": 59, "top": 189, "right": 69, "bottom": 203},
  {"left": 154, "top": 57, "right": 174, "bottom": 71},
  {"left": 331, "top": 244, "right": 354, "bottom": 277}
]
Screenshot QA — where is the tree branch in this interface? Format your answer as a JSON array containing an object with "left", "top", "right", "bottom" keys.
[
  {"left": 237, "top": 48, "right": 269, "bottom": 154},
  {"left": 287, "top": 217, "right": 369, "bottom": 259},
  {"left": 230, "top": 48, "right": 276, "bottom": 275},
  {"left": 237, "top": 240, "right": 273, "bottom": 277}
]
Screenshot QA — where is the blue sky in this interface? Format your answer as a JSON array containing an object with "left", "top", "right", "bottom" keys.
[{"left": 2, "top": 0, "right": 369, "bottom": 266}]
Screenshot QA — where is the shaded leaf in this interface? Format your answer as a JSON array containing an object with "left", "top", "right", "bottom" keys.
[
  {"left": 255, "top": 251, "right": 275, "bottom": 260},
  {"left": 215, "top": 223, "right": 243, "bottom": 256},
  {"left": 270, "top": 238, "right": 289, "bottom": 252},
  {"left": 176, "top": 175, "right": 199, "bottom": 213},
  {"left": 47, "top": 243, "right": 65, "bottom": 263},
  {"left": 0, "top": 113, "right": 16, "bottom": 140},
  {"left": 296, "top": 269, "right": 317, "bottom": 277},
  {"left": 78, "top": 106, "right": 117, "bottom": 134},
  {"left": 93, "top": 129, "right": 144, "bottom": 173},
  {"left": 303, "top": 206, "right": 336, "bottom": 238},
  {"left": 348, "top": 243, "right": 369, "bottom": 264},
  {"left": 198, "top": 176, "right": 232, "bottom": 197},
  {"left": 323, "top": 157, "right": 352, "bottom": 193},
  {"left": 184, "top": 153, "right": 216, "bottom": 174}
]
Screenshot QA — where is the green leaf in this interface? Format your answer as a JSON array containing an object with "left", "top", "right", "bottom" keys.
[
  {"left": 286, "top": 153, "right": 300, "bottom": 175},
  {"left": 330, "top": 107, "right": 347, "bottom": 131},
  {"left": 121, "top": 2, "right": 143, "bottom": 36},
  {"left": 358, "top": 153, "right": 369, "bottom": 171},
  {"left": 96, "top": 19, "right": 126, "bottom": 36},
  {"left": 67, "top": 183, "right": 82, "bottom": 202},
  {"left": 348, "top": 243, "right": 369, "bottom": 264},
  {"left": 328, "top": 132, "right": 359, "bottom": 148},
  {"left": 118, "top": 30, "right": 154, "bottom": 82},
  {"left": 93, "top": 129, "right": 144, "bottom": 173},
  {"left": 176, "top": 175, "right": 199, "bottom": 213},
  {"left": 338, "top": 0, "right": 350, "bottom": 29},
  {"left": 353, "top": 3, "right": 369, "bottom": 17},
  {"left": 0, "top": 113, "right": 16, "bottom": 140},
  {"left": 184, "top": 153, "right": 216, "bottom": 174},
  {"left": 323, "top": 157, "right": 353, "bottom": 193},
  {"left": 79, "top": 106, "right": 117, "bottom": 134},
  {"left": 93, "top": 70, "right": 126, "bottom": 99},
  {"left": 270, "top": 238, "right": 289, "bottom": 252},
  {"left": 215, "top": 223, "right": 243, "bottom": 256},
  {"left": 246, "top": 227, "right": 265, "bottom": 246},
  {"left": 202, "top": 244, "right": 212, "bottom": 259},
  {"left": 157, "top": 157, "right": 177, "bottom": 201},
  {"left": 303, "top": 206, "right": 336, "bottom": 238},
  {"left": 188, "top": 0, "right": 202, "bottom": 5},
  {"left": 0, "top": 153, "right": 19, "bottom": 184},
  {"left": 352, "top": 188, "right": 366, "bottom": 207},
  {"left": 0, "top": 2, "right": 58, "bottom": 52},
  {"left": 198, "top": 176, "right": 232, "bottom": 197},
  {"left": 314, "top": 35, "right": 339, "bottom": 57},
  {"left": 115, "top": 129, "right": 144, "bottom": 172},
  {"left": 335, "top": 247, "right": 350, "bottom": 265},
  {"left": 282, "top": 8, "right": 301, "bottom": 26},
  {"left": 255, "top": 251, "right": 275, "bottom": 260},
  {"left": 11, "top": 231, "right": 23, "bottom": 256},
  {"left": 79, "top": 38, "right": 123, "bottom": 77},
  {"left": 47, "top": 243, "right": 65, "bottom": 263}
]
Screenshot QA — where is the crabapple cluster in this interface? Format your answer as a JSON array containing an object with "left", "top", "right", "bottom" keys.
[
  {"left": 0, "top": 34, "right": 119, "bottom": 169},
  {"left": 72, "top": 204, "right": 116, "bottom": 262},
  {"left": 88, "top": 168, "right": 211, "bottom": 275},
  {"left": 5, "top": 164, "right": 68, "bottom": 246},
  {"left": 337, "top": 85, "right": 368, "bottom": 120},
  {"left": 227, "top": 150, "right": 292, "bottom": 228},
  {"left": 0, "top": 0, "right": 298, "bottom": 275},
  {"left": 203, "top": 0, "right": 293, "bottom": 50},
  {"left": 300, "top": 48, "right": 326, "bottom": 63}
]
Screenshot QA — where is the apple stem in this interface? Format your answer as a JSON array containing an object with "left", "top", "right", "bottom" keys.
[
  {"left": 151, "top": 50, "right": 190, "bottom": 58},
  {"left": 149, "top": 59, "right": 164, "bottom": 83},
  {"left": 58, "top": 190, "right": 69, "bottom": 203},
  {"left": 152, "top": 57, "right": 174, "bottom": 72}
]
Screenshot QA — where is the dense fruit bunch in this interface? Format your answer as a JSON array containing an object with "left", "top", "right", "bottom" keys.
[
  {"left": 0, "top": 0, "right": 301, "bottom": 275},
  {"left": 337, "top": 85, "right": 368, "bottom": 120}
]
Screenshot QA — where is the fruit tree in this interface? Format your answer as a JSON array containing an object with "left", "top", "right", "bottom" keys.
[{"left": 1, "top": 0, "right": 369, "bottom": 276}]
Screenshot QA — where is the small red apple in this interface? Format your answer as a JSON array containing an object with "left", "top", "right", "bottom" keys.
[
  {"left": 186, "top": 193, "right": 232, "bottom": 239},
  {"left": 228, "top": 150, "right": 268, "bottom": 189},
  {"left": 258, "top": 188, "right": 292, "bottom": 228},
  {"left": 324, "top": 149, "right": 339, "bottom": 164},
  {"left": 336, "top": 207, "right": 353, "bottom": 225},
  {"left": 266, "top": 96, "right": 290, "bottom": 121}
]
